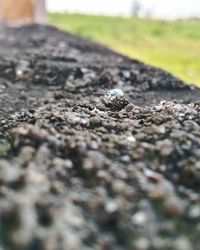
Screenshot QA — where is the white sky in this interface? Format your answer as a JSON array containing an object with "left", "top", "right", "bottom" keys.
[{"left": 47, "top": 0, "right": 200, "bottom": 19}]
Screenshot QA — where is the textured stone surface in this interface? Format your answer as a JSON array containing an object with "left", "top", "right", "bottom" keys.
[{"left": 0, "top": 25, "right": 200, "bottom": 250}]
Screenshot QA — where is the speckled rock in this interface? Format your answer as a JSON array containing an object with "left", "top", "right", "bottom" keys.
[{"left": 0, "top": 25, "right": 200, "bottom": 250}]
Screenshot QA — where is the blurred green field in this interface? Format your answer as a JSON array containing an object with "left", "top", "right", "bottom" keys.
[{"left": 49, "top": 13, "right": 200, "bottom": 86}]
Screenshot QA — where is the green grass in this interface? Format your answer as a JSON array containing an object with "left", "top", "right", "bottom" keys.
[{"left": 49, "top": 13, "right": 200, "bottom": 86}]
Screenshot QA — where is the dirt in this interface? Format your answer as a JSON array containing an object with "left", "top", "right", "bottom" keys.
[{"left": 0, "top": 24, "right": 200, "bottom": 250}]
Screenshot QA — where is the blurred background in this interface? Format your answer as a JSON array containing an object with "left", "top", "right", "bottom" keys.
[{"left": 1, "top": 0, "right": 200, "bottom": 85}]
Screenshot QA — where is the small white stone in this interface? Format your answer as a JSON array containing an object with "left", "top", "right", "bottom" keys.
[
  {"left": 105, "top": 200, "right": 119, "bottom": 213},
  {"left": 16, "top": 69, "right": 23, "bottom": 76},
  {"left": 173, "top": 237, "right": 193, "bottom": 250},
  {"left": 127, "top": 135, "right": 136, "bottom": 143},
  {"left": 132, "top": 211, "right": 147, "bottom": 225},
  {"left": 134, "top": 237, "right": 150, "bottom": 250},
  {"left": 107, "top": 88, "right": 124, "bottom": 98}
]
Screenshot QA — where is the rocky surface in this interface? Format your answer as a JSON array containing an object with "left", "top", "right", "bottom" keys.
[{"left": 0, "top": 25, "right": 200, "bottom": 250}]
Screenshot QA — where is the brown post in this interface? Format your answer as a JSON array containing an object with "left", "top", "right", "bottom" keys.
[
  {"left": 0, "top": 0, "right": 47, "bottom": 25},
  {"left": 2, "top": 0, "right": 34, "bottom": 23}
]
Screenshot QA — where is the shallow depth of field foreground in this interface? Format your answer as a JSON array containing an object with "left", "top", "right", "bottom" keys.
[{"left": 0, "top": 24, "right": 200, "bottom": 250}]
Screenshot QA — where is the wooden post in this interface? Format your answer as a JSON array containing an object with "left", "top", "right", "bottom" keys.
[
  {"left": 2, "top": 0, "right": 34, "bottom": 23},
  {"left": 0, "top": 0, "right": 47, "bottom": 25}
]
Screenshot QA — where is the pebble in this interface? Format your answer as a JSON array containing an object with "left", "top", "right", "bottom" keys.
[
  {"left": 132, "top": 211, "right": 148, "bottom": 226},
  {"left": 188, "top": 205, "right": 200, "bottom": 219},
  {"left": 105, "top": 200, "right": 119, "bottom": 213},
  {"left": 134, "top": 237, "right": 150, "bottom": 250},
  {"left": 156, "top": 139, "right": 173, "bottom": 156},
  {"left": 173, "top": 237, "right": 193, "bottom": 250},
  {"left": 164, "top": 196, "right": 186, "bottom": 216}
]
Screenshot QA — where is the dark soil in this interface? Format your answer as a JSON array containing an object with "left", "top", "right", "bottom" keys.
[{"left": 0, "top": 24, "right": 200, "bottom": 250}]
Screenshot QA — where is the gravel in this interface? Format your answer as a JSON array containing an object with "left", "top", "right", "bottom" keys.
[{"left": 0, "top": 24, "right": 200, "bottom": 250}]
